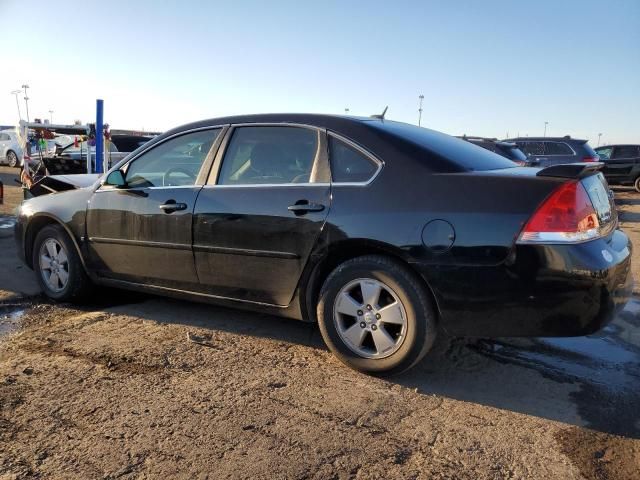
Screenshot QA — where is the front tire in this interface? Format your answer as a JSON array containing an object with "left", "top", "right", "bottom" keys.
[
  {"left": 317, "top": 255, "right": 437, "bottom": 375},
  {"left": 32, "top": 225, "right": 91, "bottom": 301},
  {"left": 7, "top": 150, "right": 18, "bottom": 168}
]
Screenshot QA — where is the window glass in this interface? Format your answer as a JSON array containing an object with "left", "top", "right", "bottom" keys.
[
  {"left": 612, "top": 146, "right": 639, "bottom": 159},
  {"left": 124, "top": 129, "right": 220, "bottom": 188},
  {"left": 544, "top": 142, "right": 573, "bottom": 155},
  {"left": 0, "top": 133, "right": 9, "bottom": 141},
  {"left": 329, "top": 136, "right": 378, "bottom": 182},
  {"left": 595, "top": 147, "right": 613, "bottom": 160},
  {"left": 218, "top": 127, "right": 319, "bottom": 185},
  {"left": 521, "top": 142, "right": 545, "bottom": 156}
]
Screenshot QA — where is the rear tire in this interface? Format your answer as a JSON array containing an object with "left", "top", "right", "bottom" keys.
[
  {"left": 317, "top": 255, "right": 437, "bottom": 375},
  {"left": 7, "top": 150, "right": 18, "bottom": 168},
  {"left": 32, "top": 224, "right": 92, "bottom": 301}
]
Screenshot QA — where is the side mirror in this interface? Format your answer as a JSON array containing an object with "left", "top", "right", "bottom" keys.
[{"left": 105, "top": 169, "right": 127, "bottom": 188}]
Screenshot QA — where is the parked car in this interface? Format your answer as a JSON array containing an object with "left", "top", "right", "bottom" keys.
[
  {"left": 15, "top": 114, "right": 632, "bottom": 375},
  {"left": 457, "top": 136, "right": 527, "bottom": 165},
  {"left": 594, "top": 145, "right": 640, "bottom": 192},
  {"left": 0, "top": 129, "right": 24, "bottom": 167},
  {"left": 504, "top": 136, "right": 600, "bottom": 167}
]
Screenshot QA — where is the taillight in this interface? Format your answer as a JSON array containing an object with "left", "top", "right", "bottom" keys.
[
  {"left": 518, "top": 180, "right": 600, "bottom": 244},
  {"left": 582, "top": 156, "right": 599, "bottom": 162},
  {"left": 514, "top": 161, "right": 526, "bottom": 166}
]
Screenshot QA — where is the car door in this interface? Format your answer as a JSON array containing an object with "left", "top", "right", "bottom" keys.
[
  {"left": 85, "top": 127, "right": 224, "bottom": 289},
  {"left": 193, "top": 124, "right": 331, "bottom": 306},
  {"left": 0, "top": 133, "right": 9, "bottom": 162},
  {"left": 607, "top": 146, "right": 640, "bottom": 182}
]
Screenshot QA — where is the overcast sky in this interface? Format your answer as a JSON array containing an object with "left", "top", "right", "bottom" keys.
[{"left": 0, "top": 0, "right": 638, "bottom": 144}]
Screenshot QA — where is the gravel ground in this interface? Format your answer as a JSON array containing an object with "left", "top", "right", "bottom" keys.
[{"left": 0, "top": 166, "right": 638, "bottom": 479}]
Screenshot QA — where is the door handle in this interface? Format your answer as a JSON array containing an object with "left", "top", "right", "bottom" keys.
[
  {"left": 159, "top": 200, "right": 187, "bottom": 213},
  {"left": 288, "top": 201, "right": 325, "bottom": 215}
]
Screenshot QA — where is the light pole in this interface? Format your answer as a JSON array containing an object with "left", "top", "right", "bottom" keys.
[
  {"left": 418, "top": 94, "right": 424, "bottom": 126},
  {"left": 10, "top": 90, "right": 22, "bottom": 121},
  {"left": 543, "top": 121, "right": 548, "bottom": 137},
  {"left": 49, "top": 110, "right": 54, "bottom": 124},
  {"left": 597, "top": 133, "right": 602, "bottom": 147},
  {"left": 21, "top": 84, "right": 30, "bottom": 122},
  {"left": 344, "top": 108, "right": 349, "bottom": 115}
]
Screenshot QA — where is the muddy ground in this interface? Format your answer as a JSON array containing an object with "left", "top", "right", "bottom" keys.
[{"left": 0, "top": 165, "right": 638, "bottom": 479}]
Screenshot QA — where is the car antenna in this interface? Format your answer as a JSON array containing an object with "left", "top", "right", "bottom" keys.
[{"left": 371, "top": 106, "right": 388, "bottom": 120}]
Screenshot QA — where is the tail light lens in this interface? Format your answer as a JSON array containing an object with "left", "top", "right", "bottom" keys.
[
  {"left": 518, "top": 180, "right": 600, "bottom": 244},
  {"left": 582, "top": 156, "right": 599, "bottom": 162}
]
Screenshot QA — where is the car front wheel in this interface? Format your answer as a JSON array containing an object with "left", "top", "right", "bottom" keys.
[
  {"left": 32, "top": 224, "right": 91, "bottom": 301},
  {"left": 317, "top": 255, "right": 437, "bottom": 375}
]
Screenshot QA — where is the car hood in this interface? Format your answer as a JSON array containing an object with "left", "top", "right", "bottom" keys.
[{"left": 29, "top": 174, "right": 101, "bottom": 197}]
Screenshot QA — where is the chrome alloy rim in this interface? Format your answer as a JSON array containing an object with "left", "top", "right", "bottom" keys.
[
  {"left": 39, "top": 238, "right": 69, "bottom": 292},
  {"left": 333, "top": 278, "right": 408, "bottom": 359}
]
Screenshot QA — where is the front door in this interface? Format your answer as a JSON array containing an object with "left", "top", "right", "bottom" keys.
[
  {"left": 193, "top": 125, "right": 331, "bottom": 306},
  {"left": 86, "top": 128, "right": 223, "bottom": 289},
  {"left": 605, "top": 146, "right": 640, "bottom": 182}
]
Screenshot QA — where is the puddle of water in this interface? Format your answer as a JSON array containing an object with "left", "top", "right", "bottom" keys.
[
  {"left": 0, "top": 308, "right": 26, "bottom": 337},
  {"left": 0, "top": 216, "right": 16, "bottom": 230}
]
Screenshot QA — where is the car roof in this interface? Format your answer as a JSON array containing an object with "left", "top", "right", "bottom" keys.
[
  {"left": 595, "top": 144, "right": 639, "bottom": 148},
  {"left": 504, "top": 136, "right": 587, "bottom": 143}
]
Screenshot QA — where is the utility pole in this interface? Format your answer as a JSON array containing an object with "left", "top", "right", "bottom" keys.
[
  {"left": 10, "top": 90, "right": 22, "bottom": 121},
  {"left": 543, "top": 121, "right": 549, "bottom": 137},
  {"left": 418, "top": 94, "right": 424, "bottom": 126},
  {"left": 21, "top": 84, "right": 30, "bottom": 122},
  {"left": 597, "top": 133, "right": 602, "bottom": 147},
  {"left": 49, "top": 110, "right": 54, "bottom": 124}
]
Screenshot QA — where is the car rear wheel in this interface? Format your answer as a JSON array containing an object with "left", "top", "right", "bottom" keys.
[
  {"left": 317, "top": 255, "right": 437, "bottom": 375},
  {"left": 7, "top": 150, "right": 18, "bottom": 168},
  {"left": 32, "top": 224, "right": 91, "bottom": 301},
  {"left": 634, "top": 176, "right": 640, "bottom": 193}
]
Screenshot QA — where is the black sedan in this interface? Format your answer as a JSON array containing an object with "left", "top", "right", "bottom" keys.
[{"left": 14, "top": 114, "right": 633, "bottom": 374}]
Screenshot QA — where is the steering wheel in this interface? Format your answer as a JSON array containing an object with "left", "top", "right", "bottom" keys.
[{"left": 163, "top": 166, "right": 197, "bottom": 186}]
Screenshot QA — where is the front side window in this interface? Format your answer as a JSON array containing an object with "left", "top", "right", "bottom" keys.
[
  {"left": 544, "top": 142, "right": 573, "bottom": 155},
  {"left": 218, "top": 126, "right": 319, "bottom": 185},
  {"left": 124, "top": 129, "right": 220, "bottom": 188},
  {"left": 612, "top": 146, "right": 639, "bottom": 159},
  {"left": 329, "top": 136, "right": 379, "bottom": 183}
]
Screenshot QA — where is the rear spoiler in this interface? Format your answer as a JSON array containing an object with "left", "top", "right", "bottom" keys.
[{"left": 536, "top": 162, "right": 604, "bottom": 179}]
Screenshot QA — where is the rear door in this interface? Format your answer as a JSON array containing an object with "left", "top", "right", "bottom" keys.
[
  {"left": 86, "top": 127, "right": 223, "bottom": 289},
  {"left": 193, "top": 124, "right": 331, "bottom": 306},
  {"left": 606, "top": 146, "right": 640, "bottom": 182}
]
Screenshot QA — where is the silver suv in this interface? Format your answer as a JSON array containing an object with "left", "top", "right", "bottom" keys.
[{"left": 0, "top": 130, "right": 24, "bottom": 168}]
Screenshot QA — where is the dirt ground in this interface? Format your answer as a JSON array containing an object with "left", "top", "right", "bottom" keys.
[{"left": 0, "top": 165, "right": 638, "bottom": 479}]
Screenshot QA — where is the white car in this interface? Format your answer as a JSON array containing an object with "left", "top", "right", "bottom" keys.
[{"left": 0, "top": 129, "right": 24, "bottom": 167}]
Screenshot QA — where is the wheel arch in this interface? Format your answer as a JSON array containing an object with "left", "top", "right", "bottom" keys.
[
  {"left": 299, "top": 239, "right": 441, "bottom": 324},
  {"left": 24, "top": 214, "right": 88, "bottom": 273}
]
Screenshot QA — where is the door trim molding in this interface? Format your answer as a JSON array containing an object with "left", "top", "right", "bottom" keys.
[
  {"left": 88, "top": 237, "right": 192, "bottom": 251},
  {"left": 193, "top": 244, "right": 299, "bottom": 259}
]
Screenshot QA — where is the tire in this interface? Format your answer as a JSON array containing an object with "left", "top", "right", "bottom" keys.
[
  {"left": 634, "top": 176, "right": 640, "bottom": 193},
  {"left": 6, "top": 150, "right": 18, "bottom": 168},
  {"left": 32, "top": 224, "right": 91, "bottom": 301},
  {"left": 317, "top": 255, "right": 437, "bottom": 375}
]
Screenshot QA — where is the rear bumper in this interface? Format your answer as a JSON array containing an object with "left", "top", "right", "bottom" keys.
[{"left": 419, "top": 228, "right": 633, "bottom": 337}]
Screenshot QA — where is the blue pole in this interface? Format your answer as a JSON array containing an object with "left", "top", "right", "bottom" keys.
[{"left": 95, "top": 99, "right": 104, "bottom": 173}]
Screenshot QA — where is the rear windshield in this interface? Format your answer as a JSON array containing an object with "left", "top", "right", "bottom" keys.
[
  {"left": 581, "top": 142, "right": 599, "bottom": 158},
  {"left": 496, "top": 144, "right": 527, "bottom": 161},
  {"left": 370, "top": 121, "right": 516, "bottom": 171}
]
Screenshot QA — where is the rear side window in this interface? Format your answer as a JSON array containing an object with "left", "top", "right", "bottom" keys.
[
  {"left": 544, "top": 142, "right": 573, "bottom": 155},
  {"left": 0, "top": 133, "right": 10, "bottom": 141},
  {"left": 218, "top": 126, "right": 319, "bottom": 185},
  {"left": 329, "top": 136, "right": 379, "bottom": 183},
  {"left": 612, "top": 146, "right": 639, "bottom": 158},
  {"left": 521, "top": 142, "right": 545, "bottom": 156}
]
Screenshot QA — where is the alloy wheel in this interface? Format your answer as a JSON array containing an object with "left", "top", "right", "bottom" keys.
[
  {"left": 333, "top": 278, "right": 408, "bottom": 359},
  {"left": 7, "top": 151, "right": 17, "bottom": 168},
  {"left": 39, "top": 238, "right": 70, "bottom": 292}
]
